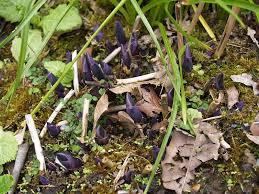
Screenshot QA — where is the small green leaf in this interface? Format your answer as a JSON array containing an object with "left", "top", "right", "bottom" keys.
[
  {"left": 0, "top": 174, "right": 14, "bottom": 194},
  {"left": 0, "top": 130, "right": 18, "bottom": 165},
  {"left": 44, "top": 60, "right": 73, "bottom": 87},
  {"left": 11, "top": 29, "right": 43, "bottom": 62},
  {"left": 0, "top": 0, "right": 30, "bottom": 23},
  {"left": 40, "top": 4, "right": 82, "bottom": 35}
]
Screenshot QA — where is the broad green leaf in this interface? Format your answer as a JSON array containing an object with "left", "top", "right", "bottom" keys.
[
  {"left": 40, "top": 4, "right": 82, "bottom": 35},
  {"left": 44, "top": 60, "right": 73, "bottom": 87},
  {"left": 187, "top": 108, "right": 203, "bottom": 120},
  {"left": 0, "top": 0, "right": 30, "bottom": 23},
  {"left": 0, "top": 174, "right": 14, "bottom": 194},
  {"left": 11, "top": 29, "right": 43, "bottom": 62},
  {"left": 0, "top": 130, "right": 18, "bottom": 165}
]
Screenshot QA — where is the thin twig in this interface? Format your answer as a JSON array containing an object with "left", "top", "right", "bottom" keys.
[
  {"left": 8, "top": 143, "right": 29, "bottom": 194},
  {"left": 40, "top": 89, "right": 75, "bottom": 138},
  {"left": 72, "top": 50, "right": 79, "bottom": 96},
  {"left": 80, "top": 98, "right": 90, "bottom": 143},
  {"left": 116, "top": 72, "right": 161, "bottom": 85},
  {"left": 114, "top": 153, "right": 131, "bottom": 188},
  {"left": 202, "top": 115, "right": 223, "bottom": 121},
  {"left": 25, "top": 114, "right": 46, "bottom": 172},
  {"left": 103, "top": 47, "right": 121, "bottom": 63},
  {"left": 188, "top": 3, "right": 205, "bottom": 34},
  {"left": 106, "top": 105, "right": 126, "bottom": 113},
  {"left": 215, "top": 6, "right": 240, "bottom": 58}
]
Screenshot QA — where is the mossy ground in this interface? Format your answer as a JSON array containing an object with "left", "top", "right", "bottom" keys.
[{"left": 0, "top": 3, "right": 258, "bottom": 194}]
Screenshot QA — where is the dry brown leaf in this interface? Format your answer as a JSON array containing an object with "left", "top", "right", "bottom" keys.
[
  {"left": 247, "top": 27, "right": 259, "bottom": 49},
  {"left": 93, "top": 94, "right": 109, "bottom": 130},
  {"left": 226, "top": 86, "right": 239, "bottom": 109},
  {"left": 162, "top": 121, "right": 228, "bottom": 194},
  {"left": 207, "top": 91, "right": 224, "bottom": 115},
  {"left": 244, "top": 149, "right": 256, "bottom": 166},
  {"left": 109, "top": 79, "right": 162, "bottom": 94},
  {"left": 245, "top": 132, "right": 259, "bottom": 145},
  {"left": 151, "top": 120, "right": 168, "bottom": 133},
  {"left": 250, "top": 113, "right": 259, "bottom": 136},
  {"left": 230, "top": 73, "right": 259, "bottom": 96},
  {"left": 109, "top": 111, "right": 145, "bottom": 137},
  {"left": 136, "top": 86, "right": 162, "bottom": 117}
]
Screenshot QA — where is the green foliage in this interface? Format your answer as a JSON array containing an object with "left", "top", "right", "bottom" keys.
[
  {"left": 0, "top": 0, "right": 30, "bottom": 23},
  {"left": 44, "top": 60, "right": 73, "bottom": 87},
  {"left": 25, "top": 66, "right": 46, "bottom": 86},
  {"left": 63, "top": 93, "right": 97, "bottom": 140},
  {"left": 40, "top": 4, "right": 82, "bottom": 35},
  {"left": 0, "top": 130, "right": 18, "bottom": 165},
  {"left": 0, "top": 0, "right": 47, "bottom": 49},
  {"left": 11, "top": 29, "right": 43, "bottom": 62},
  {"left": 0, "top": 174, "right": 14, "bottom": 194}
]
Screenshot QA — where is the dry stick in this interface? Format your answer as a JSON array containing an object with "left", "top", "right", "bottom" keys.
[
  {"left": 114, "top": 153, "right": 131, "bottom": 187},
  {"left": 214, "top": 6, "right": 240, "bottom": 58},
  {"left": 80, "top": 98, "right": 90, "bottom": 143},
  {"left": 25, "top": 114, "right": 46, "bottom": 172},
  {"left": 103, "top": 47, "right": 121, "bottom": 64},
  {"left": 72, "top": 50, "right": 79, "bottom": 96},
  {"left": 106, "top": 104, "right": 126, "bottom": 113},
  {"left": 202, "top": 115, "right": 223, "bottom": 121},
  {"left": 40, "top": 89, "right": 75, "bottom": 138},
  {"left": 175, "top": 3, "right": 184, "bottom": 51},
  {"left": 187, "top": 3, "right": 205, "bottom": 34},
  {"left": 116, "top": 72, "right": 161, "bottom": 84},
  {"left": 8, "top": 143, "right": 30, "bottom": 194}
]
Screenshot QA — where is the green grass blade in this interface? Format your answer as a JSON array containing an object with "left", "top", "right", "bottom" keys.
[
  {"left": 178, "top": 45, "right": 187, "bottom": 125},
  {"left": 0, "top": 0, "right": 46, "bottom": 48},
  {"left": 142, "top": 0, "right": 175, "bottom": 13},
  {"left": 129, "top": 0, "right": 182, "bottom": 101},
  {"left": 164, "top": 4, "right": 210, "bottom": 50},
  {"left": 109, "top": 0, "right": 131, "bottom": 23},
  {"left": 215, "top": 0, "right": 245, "bottom": 28},
  {"left": 144, "top": 97, "right": 179, "bottom": 194},
  {"left": 23, "top": 1, "right": 75, "bottom": 76},
  {"left": 185, "top": 0, "right": 259, "bottom": 13},
  {"left": 1, "top": 0, "right": 34, "bottom": 103},
  {"left": 30, "top": 0, "right": 128, "bottom": 116}
]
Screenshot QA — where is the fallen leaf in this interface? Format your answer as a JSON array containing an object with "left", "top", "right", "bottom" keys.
[
  {"left": 247, "top": 27, "right": 259, "bottom": 49},
  {"left": 245, "top": 132, "right": 259, "bottom": 145},
  {"left": 207, "top": 91, "right": 224, "bottom": 115},
  {"left": 136, "top": 86, "right": 162, "bottom": 117},
  {"left": 226, "top": 86, "right": 239, "bottom": 109},
  {"left": 162, "top": 121, "right": 228, "bottom": 194},
  {"left": 93, "top": 94, "right": 109, "bottom": 130},
  {"left": 250, "top": 113, "right": 259, "bottom": 136},
  {"left": 244, "top": 149, "right": 256, "bottom": 166},
  {"left": 109, "top": 79, "right": 162, "bottom": 94},
  {"left": 230, "top": 73, "right": 259, "bottom": 96}
]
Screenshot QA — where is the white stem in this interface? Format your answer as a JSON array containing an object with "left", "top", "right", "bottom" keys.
[
  {"left": 25, "top": 115, "right": 46, "bottom": 172},
  {"left": 116, "top": 72, "right": 158, "bottom": 85},
  {"left": 202, "top": 115, "right": 222, "bottom": 121},
  {"left": 72, "top": 50, "right": 79, "bottom": 96},
  {"left": 40, "top": 89, "right": 75, "bottom": 138},
  {"left": 8, "top": 143, "right": 29, "bottom": 194},
  {"left": 103, "top": 47, "right": 121, "bottom": 63},
  {"left": 81, "top": 98, "right": 90, "bottom": 143}
]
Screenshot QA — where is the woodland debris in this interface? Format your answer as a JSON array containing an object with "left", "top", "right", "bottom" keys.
[
  {"left": 162, "top": 121, "right": 230, "bottom": 194},
  {"left": 226, "top": 86, "right": 239, "bottom": 109},
  {"left": 230, "top": 73, "right": 259, "bottom": 96},
  {"left": 40, "top": 89, "right": 75, "bottom": 138},
  {"left": 93, "top": 93, "right": 109, "bottom": 132},
  {"left": 25, "top": 114, "right": 46, "bottom": 172}
]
